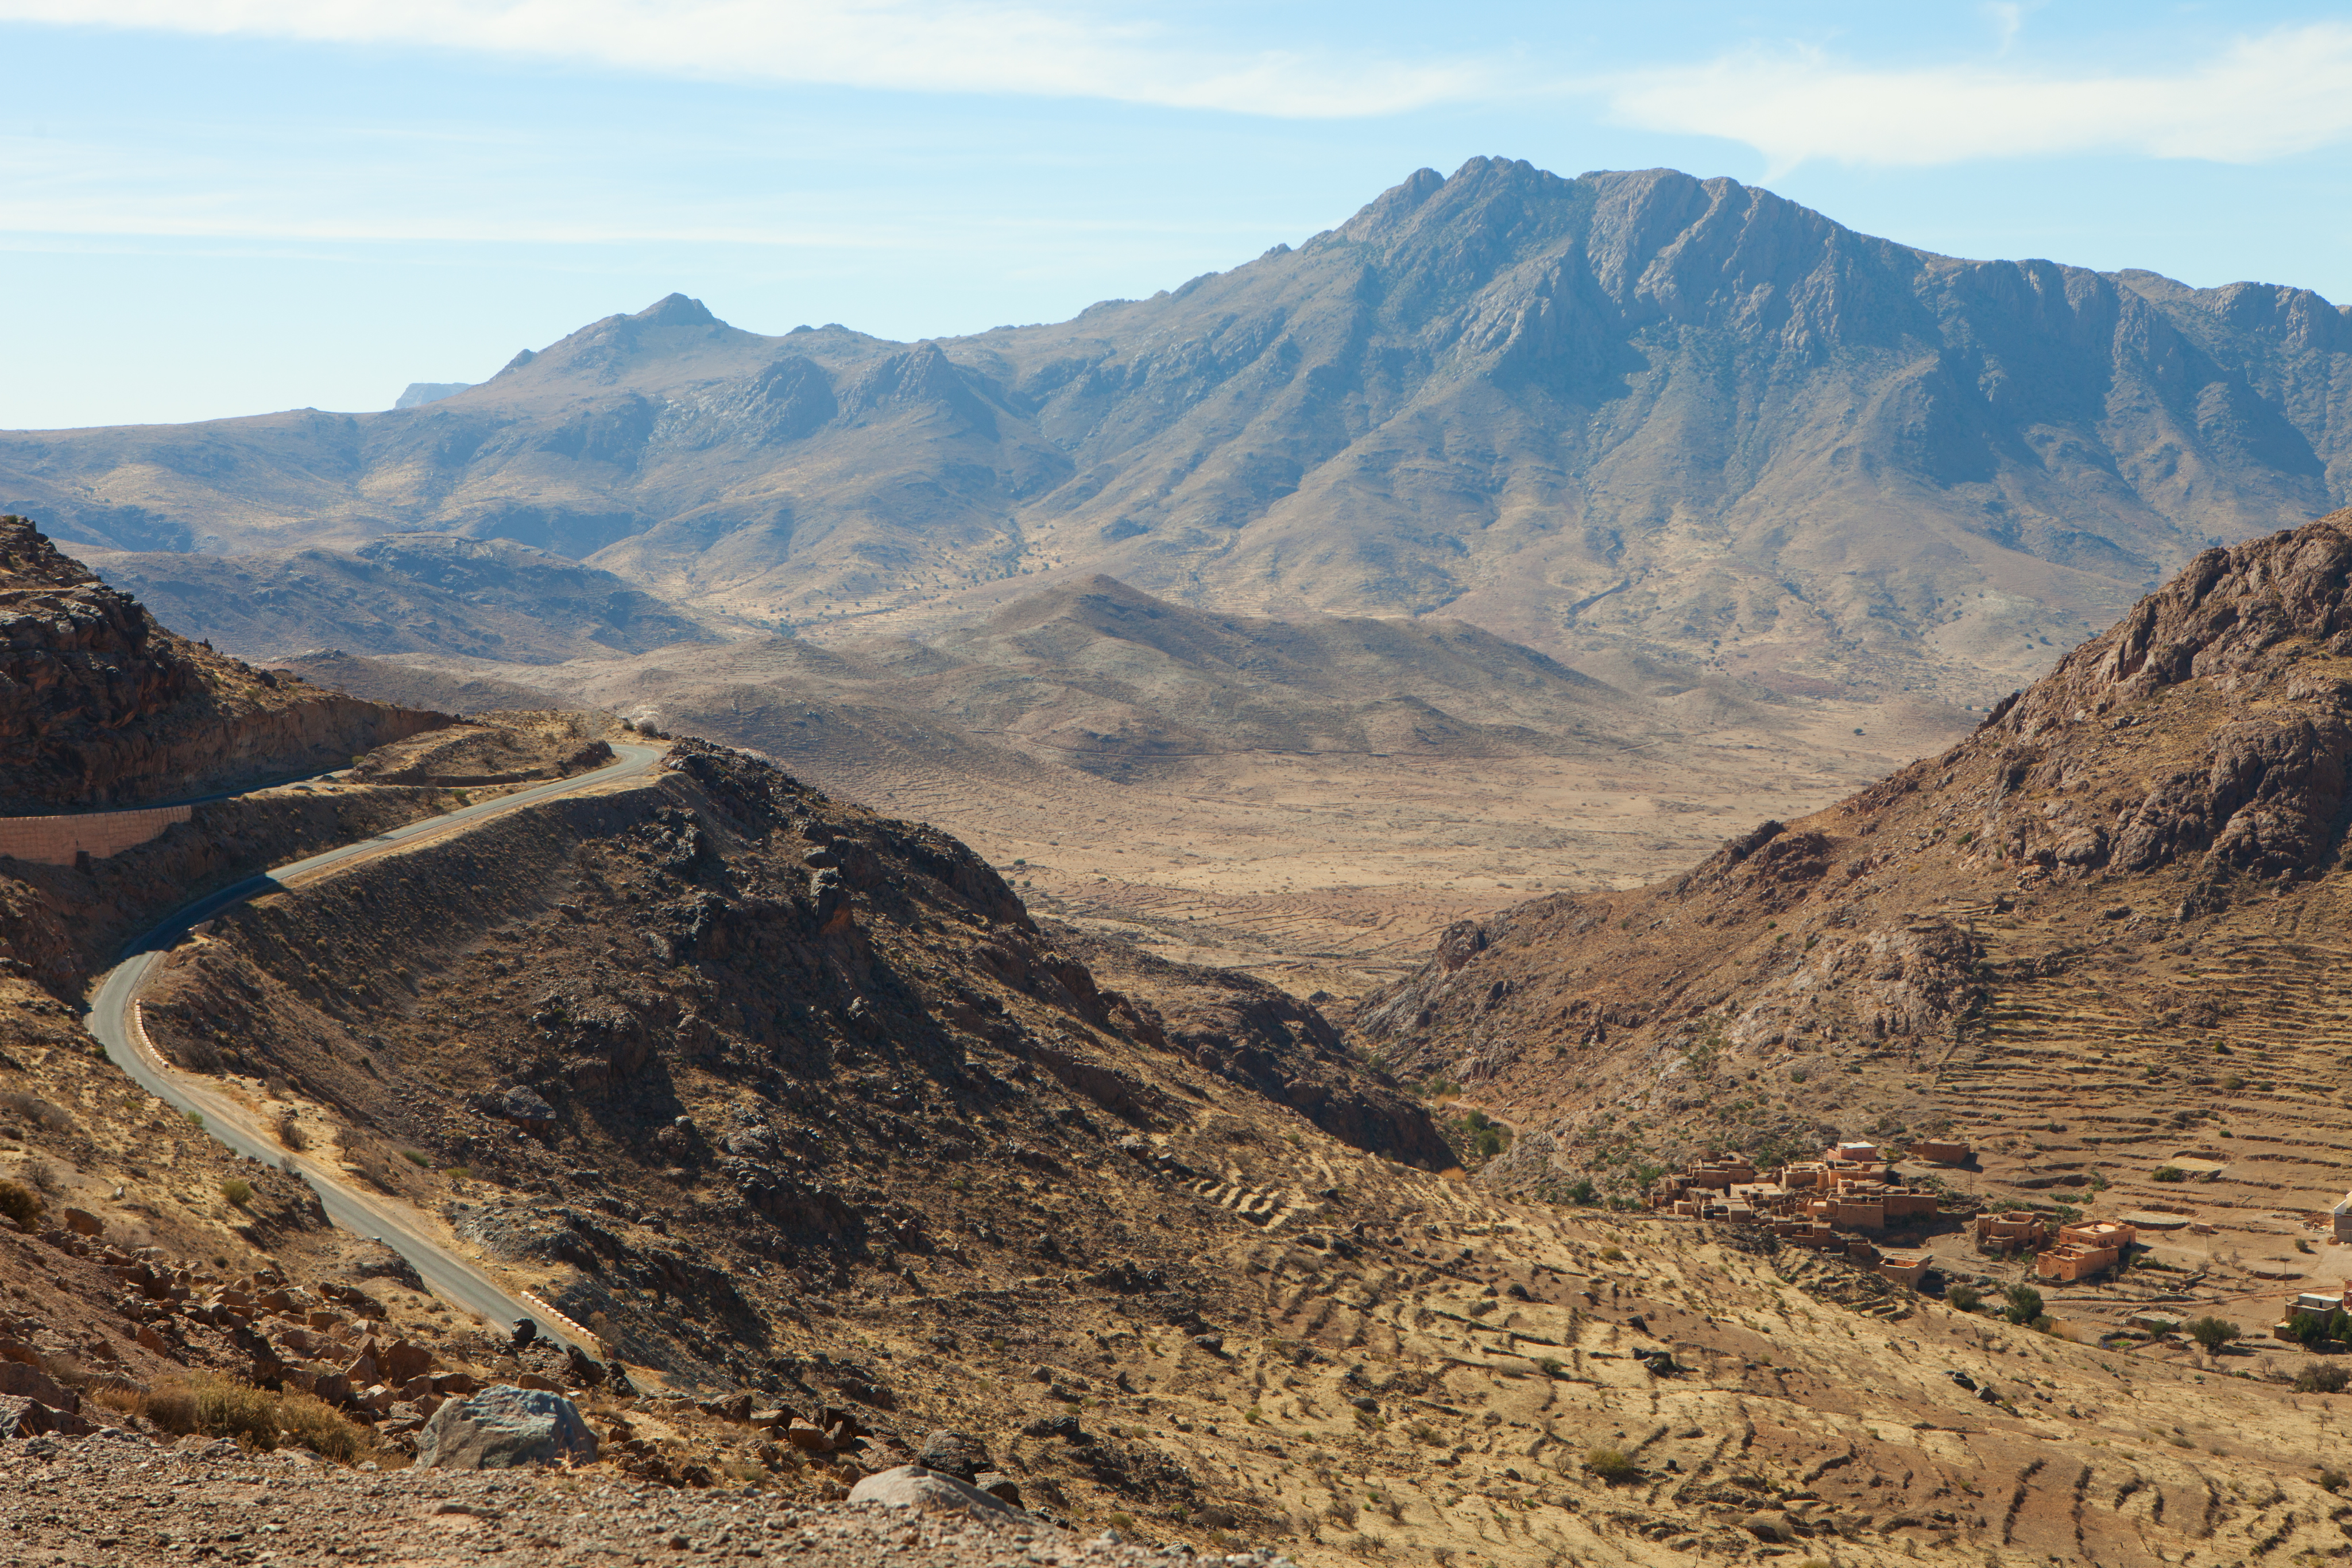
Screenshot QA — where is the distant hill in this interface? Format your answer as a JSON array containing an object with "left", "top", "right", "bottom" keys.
[
  {"left": 392, "top": 382, "right": 472, "bottom": 409},
  {"left": 80, "top": 533, "right": 726, "bottom": 664},
  {"left": 279, "top": 574, "right": 1662, "bottom": 791},
  {"left": 13, "top": 159, "right": 2352, "bottom": 700}
]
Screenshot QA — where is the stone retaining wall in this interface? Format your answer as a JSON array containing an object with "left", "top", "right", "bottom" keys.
[{"left": 0, "top": 804, "right": 192, "bottom": 866}]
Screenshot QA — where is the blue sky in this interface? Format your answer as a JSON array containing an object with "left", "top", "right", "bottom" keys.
[{"left": 6, "top": 1, "right": 2352, "bottom": 428}]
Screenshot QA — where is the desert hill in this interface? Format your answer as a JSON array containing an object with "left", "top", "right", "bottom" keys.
[
  {"left": 1360, "top": 509, "right": 2352, "bottom": 1321},
  {"left": 80, "top": 532, "right": 727, "bottom": 665},
  {"left": 11, "top": 161, "right": 2352, "bottom": 703}
]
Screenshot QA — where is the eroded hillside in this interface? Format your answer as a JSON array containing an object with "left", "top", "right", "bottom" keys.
[
  {"left": 270, "top": 577, "right": 1968, "bottom": 997},
  {"left": 100, "top": 738, "right": 2352, "bottom": 1563},
  {"left": 0, "top": 539, "right": 2347, "bottom": 1563}
]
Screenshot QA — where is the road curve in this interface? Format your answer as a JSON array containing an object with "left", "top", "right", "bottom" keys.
[{"left": 84, "top": 741, "right": 670, "bottom": 1352}]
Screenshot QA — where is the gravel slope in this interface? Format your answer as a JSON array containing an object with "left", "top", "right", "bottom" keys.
[{"left": 0, "top": 1428, "right": 1299, "bottom": 1567}]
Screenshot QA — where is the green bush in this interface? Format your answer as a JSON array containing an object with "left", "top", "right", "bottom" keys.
[
  {"left": 220, "top": 1178, "right": 253, "bottom": 1208},
  {"left": 1947, "top": 1284, "right": 1982, "bottom": 1314},
  {"left": 2320, "top": 1468, "right": 2347, "bottom": 1494},
  {"left": 2185, "top": 1317, "right": 2242, "bottom": 1353},
  {"left": 2002, "top": 1284, "right": 2044, "bottom": 1326},
  {"left": 1583, "top": 1445, "right": 1637, "bottom": 1483},
  {"left": 140, "top": 1372, "right": 371, "bottom": 1462},
  {"left": 2153, "top": 1166, "right": 2187, "bottom": 1183},
  {"left": 401, "top": 1149, "right": 430, "bottom": 1167},
  {"left": 1535, "top": 1356, "right": 1565, "bottom": 1377},
  {"left": 2285, "top": 1308, "right": 2352, "bottom": 1349}
]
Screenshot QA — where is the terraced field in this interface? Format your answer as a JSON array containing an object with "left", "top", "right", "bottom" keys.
[{"left": 1094, "top": 1120, "right": 2352, "bottom": 1566}]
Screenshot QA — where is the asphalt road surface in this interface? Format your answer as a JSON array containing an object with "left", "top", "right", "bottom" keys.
[{"left": 84, "top": 741, "right": 669, "bottom": 1351}]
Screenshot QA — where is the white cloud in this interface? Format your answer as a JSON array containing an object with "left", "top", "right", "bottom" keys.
[
  {"left": 0, "top": 0, "right": 1486, "bottom": 118},
  {"left": 1606, "top": 22, "right": 2352, "bottom": 169}
]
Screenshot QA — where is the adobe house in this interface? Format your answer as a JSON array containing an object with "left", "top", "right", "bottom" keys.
[
  {"left": 1975, "top": 1211, "right": 2049, "bottom": 1254},
  {"left": 1824, "top": 1140, "right": 1881, "bottom": 1165},
  {"left": 1908, "top": 1137, "right": 1971, "bottom": 1166},
  {"left": 2035, "top": 1221, "right": 2136, "bottom": 1283},
  {"left": 2332, "top": 1191, "right": 2352, "bottom": 1244},
  {"left": 1877, "top": 1250, "right": 1931, "bottom": 1288}
]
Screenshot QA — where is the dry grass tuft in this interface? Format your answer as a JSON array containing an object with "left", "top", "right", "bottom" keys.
[{"left": 126, "top": 1372, "right": 380, "bottom": 1464}]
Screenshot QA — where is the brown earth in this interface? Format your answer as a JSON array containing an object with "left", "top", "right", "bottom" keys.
[{"left": 0, "top": 583, "right": 2339, "bottom": 1562}]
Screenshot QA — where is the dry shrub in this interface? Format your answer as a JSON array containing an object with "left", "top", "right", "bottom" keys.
[
  {"left": 1584, "top": 1445, "right": 1638, "bottom": 1483},
  {"left": 0, "top": 1179, "right": 42, "bottom": 1230},
  {"left": 275, "top": 1110, "right": 307, "bottom": 1152},
  {"left": 220, "top": 1178, "right": 253, "bottom": 1208},
  {"left": 83, "top": 1381, "right": 145, "bottom": 1420},
  {"left": 137, "top": 1373, "right": 374, "bottom": 1463},
  {"left": 0, "top": 1093, "right": 72, "bottom": 1133},
  {"left": 343, "top": 1138, "right": 404, "bottom": 1195}
]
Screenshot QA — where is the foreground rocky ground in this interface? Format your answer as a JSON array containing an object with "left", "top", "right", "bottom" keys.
[{"left": 0, "top": 1430, "right": 1294, "bottom": 1566}]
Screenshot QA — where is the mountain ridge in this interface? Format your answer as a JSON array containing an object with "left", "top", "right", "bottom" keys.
[{"left": 12, "top": 158, "right": 2352, "bottom": 703}]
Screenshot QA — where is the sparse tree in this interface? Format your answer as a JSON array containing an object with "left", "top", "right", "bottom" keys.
[
  {"left": 2003, "top": 1283, "right": 2044, "bottom": 1326},
  {"left": 2186, "top": 1317, "right": 2241, "bottom": 1354}
]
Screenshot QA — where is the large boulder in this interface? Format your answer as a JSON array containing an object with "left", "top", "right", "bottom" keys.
[
  {"left": 847, "top": 1465, "right": 1020, "bottom": 1517},
  {"left": 0, "top": 1395, "right": 90, "bottom": 1438},
  {"left": 415, "top": 1384, "right": 597, "bottom": 1470},
  {"left": 0, "top": 1362, "right": 76, "bottom": 1412}
]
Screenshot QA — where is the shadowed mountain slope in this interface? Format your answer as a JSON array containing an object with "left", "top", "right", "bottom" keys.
[{"left": 11, "top": 162, "right": 2352, "bottom": 701}]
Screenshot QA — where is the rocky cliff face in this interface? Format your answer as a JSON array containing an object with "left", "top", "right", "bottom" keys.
[
  {"left": 1355, "top": 509, "right": 2352, "bottom": 1209},
  {"left": 0, "top": 515, "right": 448, "bottom": 814},
  {"left": 9, "top": 164, "right": 2352, "bottom": 701}
]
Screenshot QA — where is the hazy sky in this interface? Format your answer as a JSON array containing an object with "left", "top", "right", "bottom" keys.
[{"left": 6, "top": 1, "right": 2352, "bottom": 427}]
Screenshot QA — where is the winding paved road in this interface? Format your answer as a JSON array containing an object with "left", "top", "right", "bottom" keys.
[{"left": 84, "top": 742, "right": 668, "bottom": 1351}]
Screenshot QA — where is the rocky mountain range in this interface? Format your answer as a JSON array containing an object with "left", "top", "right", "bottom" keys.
[{"left": 11, "top": 159, "right": 2352, "bottom": 703}]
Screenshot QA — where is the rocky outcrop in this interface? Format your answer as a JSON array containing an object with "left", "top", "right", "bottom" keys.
[
  {"left": 415, "top": 1385, "right": 598, "bottom": 1469},
  {"left": 0, "top": 516, "right": 449, "bottom": 813}
]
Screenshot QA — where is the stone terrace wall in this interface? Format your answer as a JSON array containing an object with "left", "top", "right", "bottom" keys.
[{"left": 0, "top": 804, "right": 191, "bottom": 866}]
